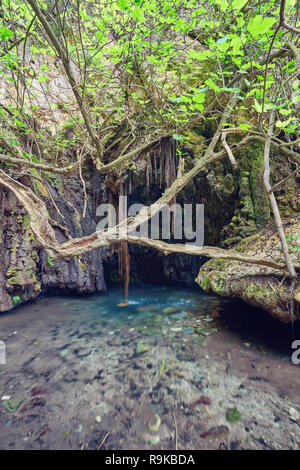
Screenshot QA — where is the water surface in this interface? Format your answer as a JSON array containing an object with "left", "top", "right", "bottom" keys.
[{"left": 0, "top": 284, "right": 299, "bottom": 450}]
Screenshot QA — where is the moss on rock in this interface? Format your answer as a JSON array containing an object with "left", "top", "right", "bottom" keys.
[{"left": 196, "top": 217, "right": 300, "bottom": 323}]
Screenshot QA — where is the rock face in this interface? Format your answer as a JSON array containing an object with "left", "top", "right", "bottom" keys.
[
  {"left": 196, "top": 217, "right": 300, "bottom": 323},
  {"left": 0, "top": 169, "right": 108, "bottom": 313},
  {"left": 192, "top": 142, "right": 300, "bottom": 323}
]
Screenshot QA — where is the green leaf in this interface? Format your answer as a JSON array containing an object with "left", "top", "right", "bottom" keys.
[
  {"left": 205, "top": 78, "right": 220, "bottom": 92},
  {"left": 230, "top": 37, "right": 243, "bottom": 55},
  {"left": 253, "top": 98, "right": 262, "bottom": 113},
  {"left": 276, "top": 117, "right": 294, "bottom": 128},
  {"left": 291, "top": 95, "right": 300, "bottom": 105},
  {"left": 173, "top": 134, "right": 184, "bottom": 141},
  {"left": 192, "top": 92, "right": 206, "bottom": 104},
  {"left": 132, "top": 6, "right": 145, "bottom": 21},
  {"left": 117, "top": 0, "right": 130, "bottom": 10},
  {"left": 221, "top": 87, "right": 241, "bottom": 93},
  {"left": 173, "top": 95, "right": 192, "bottom": 103},
  {"left": 215, "top": 0, "right": 229, "bottom": 10},
  {"left": 279, "top": 108, "right": 292, "bottom": 116},
  {"left": 226, "top": 407, "right": 241, "bottom": 423},
  {"left": 188, "top": 49, "right": 212, "bottom": 61},
  {"left": 14, "top": 118, "right": 25, "bottom": 128},
  {"left": 232, "top": 0, "right": 249, "bottom": 10},
  {"left": 0, "top": 25, "right": 14, "bottom": 40},
  {"left": 238, "top": 123, "right": 252, "bottom": 130},
  {"left": 237, "top": 16, "right": 245, "bottom": 27},
  {"left": 247, "top": 15, "right": 277, "bottom": 37}
]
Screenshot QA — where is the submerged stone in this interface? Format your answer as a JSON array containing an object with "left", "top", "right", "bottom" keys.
[
  {"left": 170, "top": 312, "right": 188, "bottom": 320},
  {"left": 75, "top": 424, "right": 83, "bottom": 433},
  {"left": 195, "top": 327, "right": 217, "bottom": 336},
  {"left": 193, "top": 337, "right": 205, "bottom": 345},
  {"left": 162, "top": 307, "right": 178, "bottom": 315},
  {"left": 147, "top": 414, "right": 161, "bottom": 432},
  {"left": 177, "top": 354, "right": 193, "bottom": 361},
  {"left": 148, "top": 435, "right": 160, "bottom": 445},
  {"left": 194, "top": 374, "right": 204, "bottom": 381},
  {"left": 137, "top": 304, "right": 160, "bottom": 312},
  {"left": 136, "top": 341, "right": 150, "bottom": 355},
  {"left": 138, "top": 327, "right": 161, "bottom": 336},
  {"left": 182, "top": 327, "right": 195, "bottom": 335}
]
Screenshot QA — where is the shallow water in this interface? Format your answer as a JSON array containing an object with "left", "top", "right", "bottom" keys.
[{"left": 0, "top": 284, "right": 299, "bottom": 450}]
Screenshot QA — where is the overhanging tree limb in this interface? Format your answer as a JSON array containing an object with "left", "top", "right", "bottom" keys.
[
  {"left": 0, "top": 130, "right": 299, "bottom": 175},
  {"left": 0, "top": 89, "right": 298, "bottom": 274},
  {"left": 0, "top": 168, "right": 298, "bottom": 272},
  {"left": 0, "top": 152, "right": 85, "bottom": 175}
]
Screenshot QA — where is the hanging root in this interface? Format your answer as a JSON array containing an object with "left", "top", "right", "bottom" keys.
[
  {"left": 117, "top": 240, "right": 130, "bottom": 306},
  {"left": 117, "top": 181, "right": 131, "bottom": 306}
]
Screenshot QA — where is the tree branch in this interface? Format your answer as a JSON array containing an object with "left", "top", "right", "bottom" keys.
[
  {"left": 118, "top": 235, "right": 299, "bottom": 272},
  {"left": 280, "top": 0, "right": 300, "bottom": 34},
  {"left": 287, "top": 41, "right": 300, "bottom": 79},
  {"left": 0, "top": 152, "right": 85, "bottom": 175},
  {"left": 26, "top": 0, "right": 104, "bottom": 162},
  {"left": 263, "top": 111, "right": 297, "bottom": 278},
  {"left": 269, "top": 165, "right": 300, "bottom": 193},
  {"left": 0, "top": 169, "right": 297, "bottom": 273},
  {"left": 221, "top": 132, "right": 237, "bottom": 169}
]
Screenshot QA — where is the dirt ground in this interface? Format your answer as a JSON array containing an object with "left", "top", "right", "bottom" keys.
[{"left": 0, "top": 289, "right": 299, "bottom": 450}]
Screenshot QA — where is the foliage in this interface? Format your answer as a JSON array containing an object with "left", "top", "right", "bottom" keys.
[
  {"left": 0, "top": 0, "right": 298, "bottom": 163},
  {"left": 0, "top": 0, "right": 298, "bottom": 283},
  {"left": 12, "top": 295, "right": 21, "bottom": 304},
  {"left": 286, "top": 234, "right": 300, "bottom": 251},
  {"left": 47, "top": 256, "right": 54, "bottom": 267}
]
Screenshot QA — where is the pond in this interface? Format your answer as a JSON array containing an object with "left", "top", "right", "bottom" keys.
[{"left": 0, "top": 284, "right": 299, "bottom": 450}]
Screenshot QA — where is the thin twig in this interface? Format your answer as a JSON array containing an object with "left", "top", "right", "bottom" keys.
[
  {"left": 97, "top": 432, "right": 109, "bottom": 450},
  {"left": 268, "top": 165, "right": 299, "bottom": 193},
  {"left": 263, "top": 110, "right": 297, "bottom": 279},
  {"left": 221, "top": 132, "right": 237, "bottom": 169},
  {"left": 172, "top": 412, "right": 178, "bottom": 451}
]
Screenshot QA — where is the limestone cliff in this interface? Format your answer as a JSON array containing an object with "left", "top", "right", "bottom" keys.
[{"left": 0, "top": 169, "right": 108, "bottom": 312}]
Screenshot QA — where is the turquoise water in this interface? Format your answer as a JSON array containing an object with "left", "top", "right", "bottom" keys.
[
  {"left": 58, "top": 283, "right": 221, "bottom": 326},
  {"left": 0, "top": 284, "right": 299, "bottom": 450}
]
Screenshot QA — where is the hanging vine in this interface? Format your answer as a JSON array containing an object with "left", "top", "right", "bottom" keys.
[{"left": 117, "top": 181, "right": 130, "bottom": 306}]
